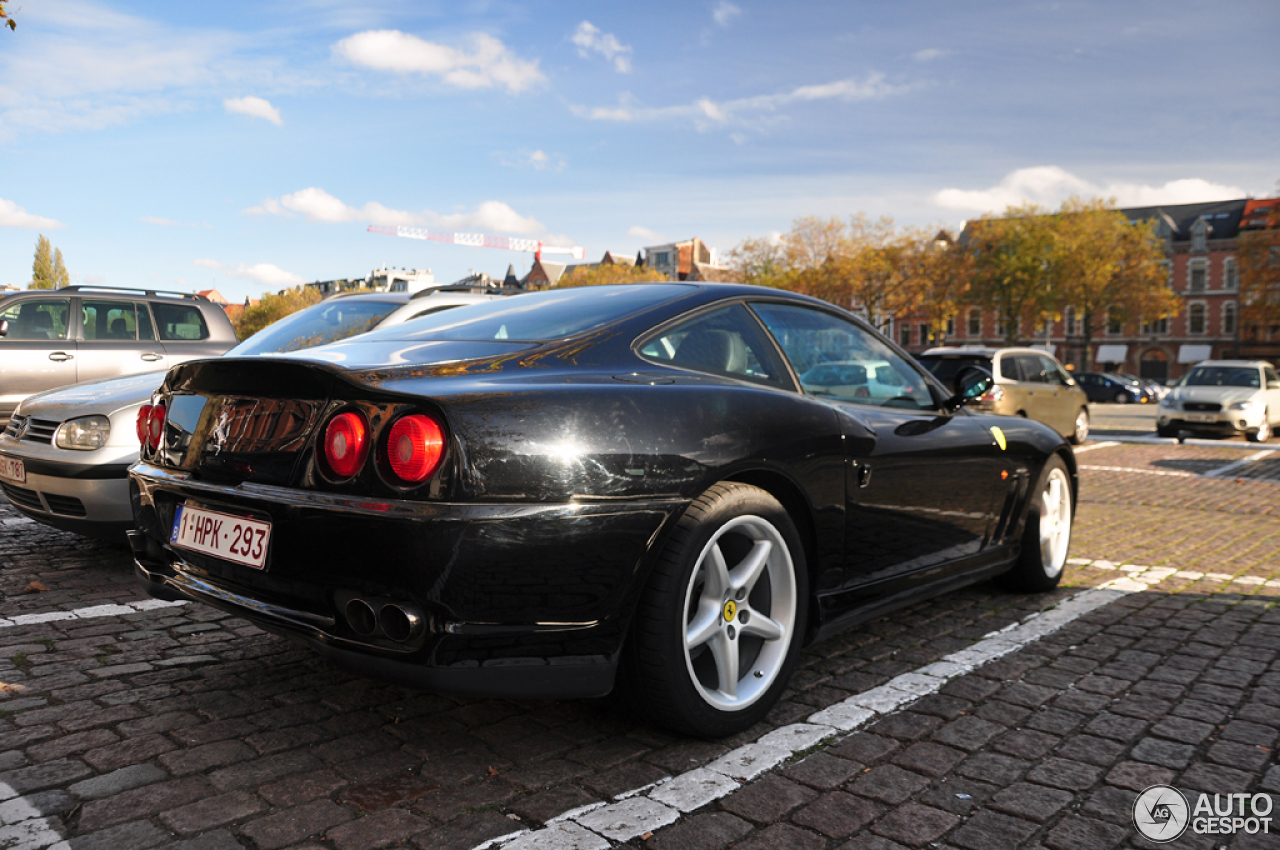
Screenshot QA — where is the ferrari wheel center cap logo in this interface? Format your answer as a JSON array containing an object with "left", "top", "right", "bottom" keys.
[{"left": 723, "top": 600, "right": 737, "bottom": 622}]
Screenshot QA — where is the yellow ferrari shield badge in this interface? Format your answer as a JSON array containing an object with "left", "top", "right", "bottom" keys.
[
  {"left": 723, "top": 600, "right": 737, "bottom": 622},
  {"left": 990, "top": 426, "right": 1007, "bottom": 451}
]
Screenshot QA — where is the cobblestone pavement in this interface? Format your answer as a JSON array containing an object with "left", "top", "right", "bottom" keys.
[{"left": 0, "top": 440, "right": 1277, "bottom": 849}]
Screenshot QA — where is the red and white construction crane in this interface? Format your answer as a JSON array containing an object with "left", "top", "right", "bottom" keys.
[{"left": 368, "top": 225, "right": 585, "bottom": 261}]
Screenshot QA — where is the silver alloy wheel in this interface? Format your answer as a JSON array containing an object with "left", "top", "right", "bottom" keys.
[
  {"left": 682, "top": 514, "right": 797, "bottom": 711},
  {"left": 1073, "top": 409, "right": 1089, "bottom": 444},
  {"left": 1038, "top": 467, "right": 1072, "bottom": 578}
]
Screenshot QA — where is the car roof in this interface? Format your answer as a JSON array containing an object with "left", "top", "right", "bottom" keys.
[
  {"left": 919, "top": 346, "right": 1050, "bottom": 358},
  {"left": 1190, "top": 360, "right": 1269, "bottom": 368}
]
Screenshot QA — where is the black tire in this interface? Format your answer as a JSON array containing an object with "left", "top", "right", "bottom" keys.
[
  {"left": 617, "top": 482, "right": 808, "bottom": 738},
  {"left": 1000, "top": 456, "right": 1073, "bottom": 593},
  {"left": 1156, "top": 426, "right": 1177, "bottom": 439}
]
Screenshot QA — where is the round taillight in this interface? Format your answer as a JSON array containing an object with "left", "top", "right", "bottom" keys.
[
  {"left": 136, "top": 404, "right": 153, "bottom": 446},
  {"left": 323, "top": 412, "right": 369, "bottom": 479},
  {"left": 385, "top": 414, "right": 445, "bottom": 484},
  {"left": 147, "top": 403, "right": 166, "bottom": 451}
]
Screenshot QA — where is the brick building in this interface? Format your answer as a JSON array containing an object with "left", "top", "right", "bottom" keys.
[{"left": 908, "top": 198, "right": 1278, "bottom": 382}]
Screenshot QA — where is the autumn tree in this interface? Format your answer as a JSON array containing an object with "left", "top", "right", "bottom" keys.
[
  {"left": 898, "top": 228, "right": 973, "bottom": 346},
  {"left": 1, "top": 1, "right": 16, "bottom": 32},
  {"left": 727, "top": 216, "right": 848, "bottom": 292},
  {"left": 1049, "top": 197, "right": 1176, "bottom": 364},
  {"left": 30, "top": 235, "right": 55, "bottom": 289},
  {"left": 232, "top": 287, "right": 322, "bottom": 340},
  {"left": 966, "top": 205, "right": 1059, "bottom": 345},
  {"left": 1237, "top": 198, "right": 1280, "bottom": 342},
  {"left": 559, "top": 262, "right": 663, "bottom": 287}
]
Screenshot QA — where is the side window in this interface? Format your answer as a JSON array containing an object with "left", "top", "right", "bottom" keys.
[
  {"left": 1039, "top": 355, "right": 1069, "bottom": 385},
  {"left": 750, "top": 302, "right": 933, "bottom": 410},
  {"left": 0, "top": 299, "right": 70, "bottom": 340},
  {"left": 136, "top": 303, "right": 157, "bottom": 341},
  {"left": 82, "top": 300, "right": 139, "bottom": 341},
  {"left": 1016, "top": 354, "right": 1048, "bottom": 383},
  {"left": 998, "top": 356, "right": 1021, "bottom": 381},
  {"left": 638, "top": 304, "right": 786, "bottom": 387},
  {"left": 152, "top": 303, "right": 210, "bottom": 341},
  {"left": 1266, "top": 367, "right": 1280, "bottom": 387}
]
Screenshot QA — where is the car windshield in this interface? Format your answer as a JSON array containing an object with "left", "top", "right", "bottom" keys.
[
  {"left": 360, "top": 284, "right": 695, "bottom": 343},
  {"left": 230, "top": 298, "right": 404, "bottom": 356},
  {"left": 916, "top": 355, "right": 993, "bottom": 383},
  {"left": 1181, "top": 366, "right": 1261, "bottom": 388}
]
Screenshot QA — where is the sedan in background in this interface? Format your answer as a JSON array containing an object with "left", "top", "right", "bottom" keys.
[
  {"left": 128, "top": 283, "right": 1077, "bottom": 736},
  {"left": 1074, "top": 372, "right": 1152, "bottom": 404},
  {"left": 1157, "top": 360, "right": 1280, "bottom": 443},
  {"left": 0, "top": 288, "right": 511, "bottom": 541}
]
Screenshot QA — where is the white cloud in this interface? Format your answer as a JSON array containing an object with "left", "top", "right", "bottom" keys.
[
  {"left": 245, "top": 188, "right": 548, "bottom": 237},
  {"left": 224, "top": 96, "right": 282, "bottom": 126},
  {"left": 332, "top": 30, "right": 544, "bottom": 93},
  {"left": 0, "top": 198, "right": 64, "bottom": 229},
  {"left": 913, "top": 48, "right": 946, "bottom": 62},
  {"left": 934, "top": 166, "right": 1246, "bottom": 213},
  {"left": 498, "top": 149, "right": 564, "bottom": 171},
  {"left": 572, "top": 73, "right": 910, "bottom": 129},
  {"left": 628, "top": 226, "right": 664, "bottom": 242},
  {"left": 193, "top": 258, "right": 304, "bottom": 288},
  {"left": 571, "top": 22, "right": 632, "bottom": 73},
  {"left": 713, "top": 2, "right": 742, "bottom": 26}
]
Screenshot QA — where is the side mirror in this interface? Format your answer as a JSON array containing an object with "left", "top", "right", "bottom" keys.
[
  {"left": 944, "top": 366, "right": 994, "bottom": 411},
  {"left": 0, "top": 319, "right": 7, "bottom": 338}
]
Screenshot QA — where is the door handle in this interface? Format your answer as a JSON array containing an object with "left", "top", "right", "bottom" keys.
[
  {"left": 48, "top": 352, "right": 73, "bottom": 362},
  {"left": 141, "top": 353, "right": 163, "bottom": 362}
]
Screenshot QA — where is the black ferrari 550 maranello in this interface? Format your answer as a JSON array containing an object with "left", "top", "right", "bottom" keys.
[{"left": 128, "top": 283, "right": 1076, "bottom": 736}]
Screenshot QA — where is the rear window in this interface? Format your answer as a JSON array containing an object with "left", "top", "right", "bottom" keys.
[
  {"left": 152, "top": 303, "right": 210, "bottom": 341},
  {"left": 231, "top": 298, "right": 404, "bottom": 356},
  {"left": 363, "top": 284, "right": 695, "bottom": 343},
  {"left": 916, "top": 354, "right": 992, "bottom": 383}
]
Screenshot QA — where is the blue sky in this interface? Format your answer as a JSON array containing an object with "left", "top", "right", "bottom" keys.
[{"left": 1, "top": 0, "right": 1277, "bottom": 303}]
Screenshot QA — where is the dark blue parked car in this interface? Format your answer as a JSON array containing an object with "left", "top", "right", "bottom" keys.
[{"left": 1075, "top": 372, "right": 1151, "bottom": 404}]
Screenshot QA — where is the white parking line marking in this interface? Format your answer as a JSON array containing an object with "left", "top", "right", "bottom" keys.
[
  {"left": 1072, "top": 441, "right": 1119, "bottom": 454},
  {"left": 0, "top": 599, "right": 187, "bottom": 629},
  {"left": 1079, "top": 464, "right": 1196, "bottom": 477},
  {"left": 1204, "top": 449, "right": 1277, "bottom": 478},
  {"left": 478, "top": 567, "right": 1177, "bottom": 850},
  {"left": 0, "top": 783, "right": 68, "bottom": 849}
]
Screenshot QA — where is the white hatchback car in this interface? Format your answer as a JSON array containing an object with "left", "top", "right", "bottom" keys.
[
  {"left": 0, "top": 287, "right": 512, "bottom": 540},
  {"left": 1157, "top": 360, "right": 1280, "bottom": 443}
]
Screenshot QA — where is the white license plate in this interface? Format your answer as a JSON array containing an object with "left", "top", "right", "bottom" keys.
[
  {"left": 1185, "top": 413, "right": 1217, "bottom": 423},
  {"left": 171, "top": 504, "right": 271, "bottom": 570},
  {"left": 0, "top": 455, "right": 25, "bottom": 485}
]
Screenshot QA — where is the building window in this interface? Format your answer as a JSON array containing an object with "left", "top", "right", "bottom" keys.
[
  {"left": 919, "top": 323, "right": 930, "bottom": 345},
  {"left": 1106, "top": 307, "right": 1123, "bottom": 335},
  {"left": 1064, "top": 306, "right": 1077, "bottom": 337},
  {"left": 1141, "top": 316, "right": 1169, "bottom": 335},
  {"left": 944, "top": 316, "right": 954, "bottom": 337},
  {"left": 1191, "top": 218, "right": 1209, "bottom": 252},
  {"left": 1224, "top": 301, "right": 1236, "bottom": 335},
  {"left": 900, "top": 324, "right": 912, "bottom": 347},
  {"left": 653, "top": 251, "right": 670, "bottom": 266},
  {"left": 1188, "top": 302, "right": 1206, "bottom": 335},
  {"left": 967, "top": 308, "right": 981, "bottom": 337},
  {"left": 1189, "top": 259, "right": 1207, "bottom": 292},
  {"left": 1224, "top": 257, "right": 1238, "bottom": 290},
  {"left": 996, "top": 312, "right": 1008, "bottom": 338}
]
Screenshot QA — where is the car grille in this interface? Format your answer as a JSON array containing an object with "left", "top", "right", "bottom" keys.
[
  {"left": 44, "top": 494, "right": 87, "bottom": 517},
  {"left": 0, "top": 482, "right": 87, "bottom": 517},
  {"left": 5, "top": 415, "right": 59, "bottom": 444},
  {"left": 1, "top": 482, "right": 44, "bottom": 512},
  {"left": 1183, "top": 402, "right": 1222, "bottom": 412}
]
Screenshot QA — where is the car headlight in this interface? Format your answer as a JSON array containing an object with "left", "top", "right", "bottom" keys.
[
  {"left": 1158, "top": 398, "right": 1178, "bottom": 410},
  {"left": 55, "top": 415, "right": 111, "bottom": 450},
  {"left": 1229, "top": 401, "right": 1255, "bottom": 412}
]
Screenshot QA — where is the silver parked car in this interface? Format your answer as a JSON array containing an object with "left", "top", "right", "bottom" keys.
[
  {"left": 1157, "top": 360, "right": 1280, "bottom": 443},
  {"left": 0, "top": 287, "right": 512, "bottom": 540},
  {"left": 0, "top": 286, "right": 238, "bottom": 427}
]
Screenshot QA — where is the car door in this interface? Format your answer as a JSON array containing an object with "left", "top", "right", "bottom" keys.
[
  {"left": 1036, "top": 354, "right": 1077, "bottom": 434},
  {"left": 749, "top": 302, "right": 1008, "bottom": 599},
  {"left": 74, "top": 298, "right": 168, "bottom": 384},
  {"left": 0, "top": 296, "right": 78, "bottom": 415},
  {"left": 1265, "top": 365, "right": 1280, "bottom": 424}
]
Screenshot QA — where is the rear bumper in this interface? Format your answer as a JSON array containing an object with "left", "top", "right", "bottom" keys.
[{"left": 128, "top": 462, "right": 685, "bottom": 698}]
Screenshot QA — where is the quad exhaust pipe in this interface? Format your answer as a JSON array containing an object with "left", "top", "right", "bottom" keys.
[{"left": 344, "top": 597, "right": 426, "bottom": 643}]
